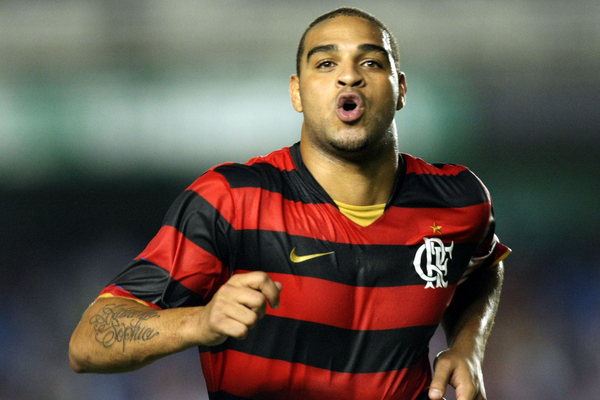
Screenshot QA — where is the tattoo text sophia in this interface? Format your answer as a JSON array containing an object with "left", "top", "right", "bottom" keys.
[{"left": 89, "top": 303, "right": 160, "bottom": 352}]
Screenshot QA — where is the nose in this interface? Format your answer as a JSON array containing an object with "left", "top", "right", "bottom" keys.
[{"left": 336, "top": 62, "right": 364, "bottom": 88}]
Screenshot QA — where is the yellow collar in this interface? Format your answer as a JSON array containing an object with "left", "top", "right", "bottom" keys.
[{"left": 334, "top": 201, "right": 386, "bottom": 227}]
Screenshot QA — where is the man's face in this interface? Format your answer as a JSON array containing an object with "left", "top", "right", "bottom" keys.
[{"left": 291, "top": 16, "right": 406, "bottom": 157}]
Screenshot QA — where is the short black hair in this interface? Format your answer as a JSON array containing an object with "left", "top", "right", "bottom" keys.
[{"left": 295, "top": 7, "right": 400, "bottom": 76}]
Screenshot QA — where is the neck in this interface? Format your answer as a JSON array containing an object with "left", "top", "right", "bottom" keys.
[{"left": 300, "top": 139, "right": 399, "bottom": 206}]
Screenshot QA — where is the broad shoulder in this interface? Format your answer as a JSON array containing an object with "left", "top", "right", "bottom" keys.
[
  {"left": 399, "top": 153, "right": 491, "bottom": 206},
  {"left": 402, "top": 153, "right": 469, "bottom": 177},
  {"left": 185, "top": 146, "right": 296, "bottom": 194}
]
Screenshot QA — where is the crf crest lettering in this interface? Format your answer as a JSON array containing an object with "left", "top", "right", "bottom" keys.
[{"left": 413, "top": 237, "right": 454, "bottom": 289}]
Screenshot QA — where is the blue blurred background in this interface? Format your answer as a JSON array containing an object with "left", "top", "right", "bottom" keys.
[{"left": 1, "top": 1, "right": 599, "bottom": 399}]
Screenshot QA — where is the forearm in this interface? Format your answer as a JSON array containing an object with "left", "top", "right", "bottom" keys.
[
  {"left": 441, "top": 261, "right": 505, "bottom": 359},
  {"left": 69, "top": 297, "right": 203, "bottom": 373},
  {"left": 69, "top": 272, "right": 281, "bottom": 374}
]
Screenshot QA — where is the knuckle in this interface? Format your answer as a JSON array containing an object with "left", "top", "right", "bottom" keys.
[
  {"left": 247, "top": 290, "right": 267, "bottom": 307},
  {"left": 434, "top": 356, "right": 453, "bottom": 370},
  {"left": 207, "top": 308, "right": 225, "bottom": 327},
  {"left": 255, "top": 271, "right": 270, "bottom": 283},
  {"left": 245, "top": 309, "right": 259, "bottom": 324},
  {"left": 234, "top": 325, "right": 249, "bottom": 339},
  {"left": 216, "top": 283, "right": 235, "bottom": 297},
  {"left": 247, "top": 314, "right": 259, "bottom": 328},
  {"left": 210, "top": 295, "right": 229, "bottom": 311}
]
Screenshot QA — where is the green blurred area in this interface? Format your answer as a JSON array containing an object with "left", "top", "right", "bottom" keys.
[{"left": 2, "top": 65, "right": 597, "bottom": 254}]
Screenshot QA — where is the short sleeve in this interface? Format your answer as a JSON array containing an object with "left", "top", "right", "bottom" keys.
[
  {"left": 459, "top": 207, "right": 511, "bottom": 284},
  {"left": 98, "top": 170, "right": 237, "bottom": 309}
]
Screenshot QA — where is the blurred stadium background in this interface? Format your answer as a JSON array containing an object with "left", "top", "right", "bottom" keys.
[{"left": 1, "top": 1, "right": 598, "bottom": 399}]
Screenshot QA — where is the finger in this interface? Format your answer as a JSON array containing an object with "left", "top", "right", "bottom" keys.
[
  {"left": 226, "top": 284, "right": 270, "bottom": 311},
  {"left": 455, "top": 379, "right": 479, "bottom": 400},
  {"left": 447, "top": 363, "right": 481, "bottom": 400},
  {"left": 456, "top": 387, "right": 478, "bottom": 400},
  {"left": 229, "top": 272, "right": 282, "bottom": 309},
  {"left": 429, "top": 388, "right": 446, "bottom": 400},
  {"left": 449, "top": 362, "right": 479, "bottom": 400},
  {"left": 212, "top": 313, "right": 252, "bottom": 339},
  {"left": 198, "top": 300, "right": 255, "bottom": 346},
  {"left": 209, "top": 290, "right": 259, "bottom": 324},
  {"left": 429, "top": 356, "right": 452, "bottom": 400}
]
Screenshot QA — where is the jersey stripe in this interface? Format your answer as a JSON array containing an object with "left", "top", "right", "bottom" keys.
[
  {"left": 201, "top": 350, "right": 431, "bottom": 400},
  {"left": 227, "top": 186, "right": 490, "bottom": 245},
  {"left": 394, "top": 168, "right": 489, "bottom": 208},
  {"left": 162, "top": 188, "right": 236, "bottom": 268},
  {"left": 245, "top": 146, "right": 298, "bottom": 172},
  {"left": 212, "top": 149, "right": 488, "bottom": 210},
  {"left": 137, "top": 225, "right": 230, "bottom": 303},
  {"left": 205, "top": 315, "right": 436, "bottom": 374},
  {"left": 187, "top": 169, "right": 236, "bottom": 224},
  {"left": 215, "top": 163, "right": 318, "bottom": 204},
  {"left": 103, "top": 259, "right": 205, "bottom": 308},
  {"left": 404, "top": 157, "right": 465, "bottom": 176},
  {"left": 97, "top": 287, "right": 162, "bottom": 309},
  {"left": 100, "top": 143, "right": 509, "bottom": 399},
  {"left": 260, "top": 272, "right": 456, "bottom": 330},
  {"left": 236, "top": 232, "right": 476, "bottom": 287}
]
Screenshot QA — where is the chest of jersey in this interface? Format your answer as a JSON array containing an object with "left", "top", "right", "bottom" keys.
[
  {"left": 231, "top": 197, "right": 483, "bottom": 332},
  {"left": 197, "top": 149, "right": 495, "bottom": 399}
]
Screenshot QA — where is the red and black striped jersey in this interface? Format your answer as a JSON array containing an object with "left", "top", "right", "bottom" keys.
[{"left": 99, "top": 143, "right": 510, "bottom": 400}]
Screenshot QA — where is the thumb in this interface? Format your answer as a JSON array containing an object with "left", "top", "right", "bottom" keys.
[{"left": 429, "top": 354, "right": 451, "bottom": 400}]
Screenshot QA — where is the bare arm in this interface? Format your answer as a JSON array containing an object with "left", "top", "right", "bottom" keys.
[
  {"left": 69, "top": 271, "right": 281, "bottom": 373},
  {"left": 70, "top": 297, "right": 201, "bottom": 373},
  {"left": 429, "top": 261, "right": 505, "bottom": 400}
]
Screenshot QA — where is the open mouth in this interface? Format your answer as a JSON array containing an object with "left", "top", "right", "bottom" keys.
[
  {"left": 343, "top": 100, "right": 357, "bottom": 112},
  {"left": 337, "top": 93, "right": 364, "bottom": 122}
]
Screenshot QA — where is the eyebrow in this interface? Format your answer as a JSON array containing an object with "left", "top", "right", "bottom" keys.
[
  {"left": 357, "top": 43, "right": 389, "bottom": 58},
  {"left": 306, "top": 43, "right": 390, "bottom": 63},
  {"left": 306, "top": 45, "right": 338, "bottom": 62}
]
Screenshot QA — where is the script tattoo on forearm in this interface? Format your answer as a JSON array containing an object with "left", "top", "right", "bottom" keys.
[{"left": 89, "top": 303, "right": 160, "bottom": 352}]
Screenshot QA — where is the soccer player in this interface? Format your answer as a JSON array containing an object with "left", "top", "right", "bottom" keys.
[{"left": 69, "top": 7, "right": 510, "bottom": 400}]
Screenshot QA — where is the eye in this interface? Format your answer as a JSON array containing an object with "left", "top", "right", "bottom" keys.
[
  {"left": 363, "top": 60, "right": 383, "bottom": 69},
  {"left": 316, "top": 60, "right": 335, "bottom": 69}
]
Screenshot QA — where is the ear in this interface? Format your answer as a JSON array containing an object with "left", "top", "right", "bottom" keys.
[
  {"left": 290, "top": 75, "right": 303, "bottom": 113},
  {"left": 396, "top": 72, "right": 407, "bottom": 111}
]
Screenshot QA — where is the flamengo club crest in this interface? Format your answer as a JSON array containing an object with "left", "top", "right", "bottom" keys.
[{"left": 413, "top": 237, "right": 454, "bottom": 289}]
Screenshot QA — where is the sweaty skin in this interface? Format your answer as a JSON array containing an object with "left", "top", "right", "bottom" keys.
[{"left": 290, "top": 16, "right": 407, "bottom": 206}]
